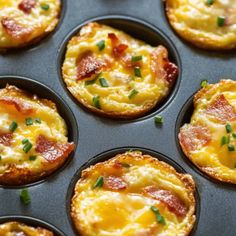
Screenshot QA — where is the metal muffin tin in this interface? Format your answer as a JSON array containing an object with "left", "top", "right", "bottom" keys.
[{"left": 0, "top": 0, "right": 236, "bottom": 235}]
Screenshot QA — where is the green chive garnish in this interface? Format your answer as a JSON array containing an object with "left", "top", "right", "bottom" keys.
[
  {"left": 120, "top": 163, "right": 131, "bottom": 168},
  {"left": 96, "top": 40, "right": 105, "bottom": 51},
  {"left": 226, "top": 124, "right": 233, "bottom": 133},
  {"left": 0, "top": 156, "right": 1, "bottom": 161},
  {"left": 23, "top": 142, "right": 32, "bottom": 153},
  {"left": 85, "top": 73, "right": 101, "bottom": 86},
  {"left": 9, "top": 121, "right": 18, "bottom": 132},
  {"left": 35, "top": 118, "right": 41, "bottom": 124},
  {"left": 29, "top": 155, "right": 37, "bottom": 161},
  {"left": 150, "top": 206, "right": 166, "bottom": 225},
  {"left": 131, "top": 55, "right": 143, "bottom": 62},
  {"left": 217, "top": 16, "right": 225, "bottom": 27},
  {"left": 99, "top": 78, "right": 109, "bottom": 87},
  {"left": 128, "top": 89, "right": 139, "bottom": 99},
  {"left": 205, "top": 0, "right": 214, "bottom": 6},
  {"left": 25, "top": 118, "right": 33, "bottom": 126},
  {"left": 228, "top": 144, "right": 235, "bottom": 152},
  {"left": 93, "top": 176, "right": 104, "bottom": 189},
  {"left": 232, "top": 133, "right": 236, "bottom": 138},
  {"left": 22, "top": 138, "right": 29, "bottom": 144},
  {"left": 221, "top": 136, "right": 230, "bottom": 146},
  {"left": 41, "top": 4, "right": 50, "bottom": 11},
  {"left": 155, "top": 115, "right": 163, "bottom": 125},
  {"left": 92, "top": 95, "right": 101, "bottom": 109},
  {"left": 201, "top": 80, "right": 208, "bottom": 88},
  {"left": 134, "top": 67, "right": 142, "bottom": 77},
  {"left": 20, "top": 188, "right": 31, "bottom": 205}
]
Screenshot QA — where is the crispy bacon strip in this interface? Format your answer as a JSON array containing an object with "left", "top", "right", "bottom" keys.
[
  {"left": 0, "top": 97, "right": 35, "bottom": 115},
  {"left": 18, "top": 0, "right": 36, "bottom": 14},
  {"left": 108, "top": 33, "right": 128, "bottom": 57},
  {"left": 179, "top": 124, "right": 211, "bottom": 155},
  {"left": 206, "top": 94, "right": 236, "bottom": 123},
  {"left": 35, "top": 135, "right": 75, "bottom": 162},
  {"left": 1, "top": 17, "right": 31, "bottom": 40},
  {"left": 104, "top": 176, "right": 128, "bottom": 190},
  {"left": 77, "top": 52, "right": 104, "bottom": 80},
  {"left": 0, "top": 132, "right": 13, "bottom": 146},
  {"left": 143, "top": 186, "right": 187, "bottom": 217},
  {"left": 164, "top": 62, "right": 178, "bottom": 85}
]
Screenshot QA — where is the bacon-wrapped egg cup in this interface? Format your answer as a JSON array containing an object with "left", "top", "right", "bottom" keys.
[
  {"left": 0, "top": 0, "right": 61, "bottom": 49},
  {"left": 179, "top": 79, "right": 236, "bottom": 183},
  {"left": 165, "top": 0, "right": 236, "bottom": 50},
  {"left": 0, "top": 85, "right": 74, "bottom": 185},
  {"left": 71, "top": 151, "right": 196, "bottom": 236},
  {"left": 62, "top": 22, "right": 178, "bottom": 119},
  {"left": 0, "top": 221, "right": 54, "bottom": 235}
]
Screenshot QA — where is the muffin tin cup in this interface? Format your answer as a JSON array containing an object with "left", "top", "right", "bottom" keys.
[
  {"left": 0, "top": 215, "right": 66, "bottom": 236},
  {"left": 0, "top": 75, "right": 78, "bottom": 189},
  {"left": 57, "top": 15, "right": 182, "bottom": 121},
  {"left": 66, "top": 147, "right": 200, "bottom": 236}
]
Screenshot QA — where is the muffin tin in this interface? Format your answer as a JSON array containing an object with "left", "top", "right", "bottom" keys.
[{"left": 1, "top": 0, "right": 236, "bottom": 235}]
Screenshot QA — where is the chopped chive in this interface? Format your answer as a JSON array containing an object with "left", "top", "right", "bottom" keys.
[
  {"left": 41, "top": 4, "right": 50, "bottom": 10},
  {"left": 234, "top": 163, "right": 236, "bottom": 168},
  {"left": 92, "top": 95, "right": 101, "bottom": 109},
  {"left": 128, "top": 89, "right": 139, "bottom": 99},
  {"left": 29, "top": 155, "right": 37, "bottom": 161},
  {"left": 99, "top": 78, "right": 109, "bottom": 87},
  {"left": 128, "top": 149, "right": 133, "bottom": 152},
  {"left": 9, "top": 121, "right": 18, "bottom": 132},
  {"left": 85, "top": 73, "right": 101, "bottom": 86},
  {"left": 23, "top": 142, "right": 32, "bottom": 153},
  {"left": 92, "top": 176, "right": 104, "bottom": 189},
  {"left": 20, "top": 188, "right": 31, "bottom": 205},
  {"left": 25, "top": 118, "right": 33, "bottom": 126},
  {"left": 228, "top": 144, "right": 235, "bottom": 152},
  {"left": 131, "top": 55, "right": 143, "bottom": 62},
  {"left": 201, "top": 80, "right": 208, "bottom": 88},
  {"left": 22, "top": 138, "right": 29, "bottom": 144},
  {"left": 0, "top": 155, "right": 1, "bottom": 161},
  {"left": 96, "top": 40, "right": 105, "bottom": 51},
  {"left": 134, "top": 67, "right": 142, "bottom": 77},
  {"left": 150, "top": 206, "right": 166, "bottom": 225},
  {"left": 205, "top": 0, "right": 214, "bottom": 5},
  {"left": 155, "top": 115, "right": 163, "bottom": 125},
  {"left": 35, "top": 118, "right": 41, "bottom": 124},
  {"left": 221, "top": 136, "right": 230, "bottom": 146},
  {"left": 226, "top": 124, "right": 233, "bottom": 133},
  {"left": 217, "top": 16, "right": 225, "bottom": 27},
  {"left": 120, "top": 163, "right": 131, "bottom": 168},
  {"left": 232, "top": 133, "right": 236, "bottom": 138}
]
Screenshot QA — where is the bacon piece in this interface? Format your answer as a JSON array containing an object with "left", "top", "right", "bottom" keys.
[
  {"left": 35, "top": 135, "right": 74, "bottom": 162},
  {"left": 77, "top": 52, "right": 104, "bottom": 80},
  {"left": 104, "top": 176, "right": 127, "bottom": 190},
  {"left": 206, "top": 94, "right": 236, "bottom": 123},
  {"left": 179, "top": 124, "right": 211, "bottom": 155},
  {"left": 1, "top": 17, "right": 31, "bottom": 40},
  {"left": 108, "top": 33, "right": 128, "bottom": 57},
  {"left": 18, "top": 0, "right": 36, "bottom": 14},
  {"left": 0, "top": 97, "right": 35, "bottom": 115},
  {"left": 143, "top": 186, "right": 187, "bottom": 217},
  {"left": 0, "top": 132, "right": 13, "bottom": 146},
  {"left": 164, "top": 62, "right": 178, "bottom": 85}
]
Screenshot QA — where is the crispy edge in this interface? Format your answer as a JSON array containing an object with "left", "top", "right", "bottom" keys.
[{"left": 71, "top": 151, "right": 196, "bottom": 236}]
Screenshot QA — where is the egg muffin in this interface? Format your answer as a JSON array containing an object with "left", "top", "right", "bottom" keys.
[
  {"left": 71, "top": 151, "right": 196, "bottom": 236},
  {"left": 179, "top": 79, "right": 236, "bottom": 183},
  {"left": 0, "top": 221, "right": 53, "bottom": 235},
  {"left": 0, "top": 0, "right": 61, "bottom": 49},
  {"left": 0, "top": 85, "right": 74, "bottom": 185},
  {"left": 62, "top": 22, "right": 178, "bottom": 119},
  {"left": 165, "top": 0, "right": 236, "bottom": 50}
]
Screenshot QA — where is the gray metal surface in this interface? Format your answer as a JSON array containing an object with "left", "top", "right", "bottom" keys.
[{"left": 1, "top": 0, "right": 236, "bottom": 235}]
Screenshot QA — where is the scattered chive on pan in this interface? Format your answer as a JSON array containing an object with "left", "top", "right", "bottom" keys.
[
  {"left": 41, "top": 4, "right": 50, "bottom": 11},
  {"left": 217, "top": 16, "right": 225, "bottom": 27},
  {"left": 9, "top": 121, "right": 18, "bottom": 132},
  {"left": 155, "top": 115, "right": 163, "bottom": 125},
  {"left": 92, "top": 176, "right": 104, "bottom": 189},
  {"left": 92, "top": 95, "right": 101, "bottom": 109},
  {"left": 150, "top": 206, "right": 166, "bottom": 225},
  {"left": 201, "top": 80, "right": 208, "bottom": 88},
  {"left": 131, "top": 55, "right": 143, "bottom": 62},
  {"left": 25, "top": 118, "right": 33, "bottom": 126},
  {"left": 225, "top": 124, "right": 233, "bottom": 133},
  {"left": 96, "top": 40, "right": 105, "bottom": 51},
  {"left": 134, "top": 67, "right": 142, "bottom": 77},
  {"left": 205, "top": 0, "right": 214, "bottom": 6},
  {"left": 20, "top": 188, "right": 31, "bottom": 205},
  {"left": 23, "top": 142, "right": 33, "bottom": 153},
  {"left": 128, "top": 89, "right": 139, "bottom": 99},
  {"left": 99, "top": 78, "right": 109, "bottom": 87}
]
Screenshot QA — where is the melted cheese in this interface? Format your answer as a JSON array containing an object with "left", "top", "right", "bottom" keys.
[
  {"left": 62, "top": 23, "right": 172, "bottom": 118},
  {"left": 166, "top": 0, "right": 236, "bottom": 49},
  {"left": 0, "top": 0, "right": 60, "bottom": 48},
  {"left": 71, "top": 152, "right": 196, "bottom": 236},
  {"left": 184, "top": 80, "right": 236, "bottom": 183}
]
